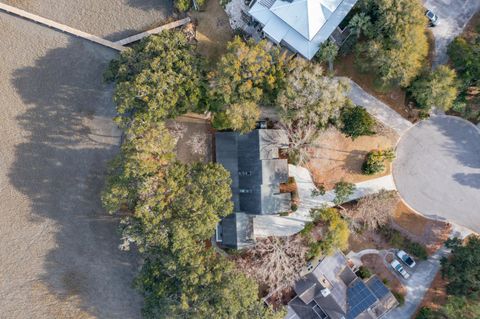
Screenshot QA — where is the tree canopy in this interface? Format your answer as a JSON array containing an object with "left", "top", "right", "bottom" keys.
[
  {"left": 277, "top": 58, "right": 350, "bottom": 161},
  {"left": 409, "top": 66, "right": 459, "bottom": 111},
  {"left": 448, "top": 36, "right": 480, "bottom": 87},
  {"left": 442, "top": 236, "right": 480, "bottom": 297},
  {"left": 209, "top": 37, "right": 288, "bottom": 108},
  {"left": 356, "top": 0, "right": 429, "bottom": 87},
  {"left": 104, "top": 31, "right": 205, "bottom": 128},
  {"left": 138, "top": 249, "right": 282, "bottom": 319},
  {"left": 312, "top": 208, "right": 350, "bottom": 255}
]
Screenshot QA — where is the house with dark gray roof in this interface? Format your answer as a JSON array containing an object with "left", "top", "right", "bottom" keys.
[
  {"left": 215, "top": 129, "right": 291, "bottom": 249},
  {"left": 286, "top": 251, "right": 398, "bottom": 319}
]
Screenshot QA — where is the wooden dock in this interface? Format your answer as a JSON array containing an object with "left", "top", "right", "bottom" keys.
[
  {"left": 0, "top": 2, "right": 126, "bottom": 51},
  {"left": 114, "top": 17, "right": 191, "bottom": 46}
]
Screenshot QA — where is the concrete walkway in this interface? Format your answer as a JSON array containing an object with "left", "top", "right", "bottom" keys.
[
  {"left": 288, "top": 164, "right": 396, "bottom": 222},
  {"left": 253, "top": 215, "right": 306, "bottom": 237},
  {"left": 342, "top": 78, "right": 413, "bottom": 135},
  {"left": 0, "top": 2, "right": 126, "bottom": 51}
]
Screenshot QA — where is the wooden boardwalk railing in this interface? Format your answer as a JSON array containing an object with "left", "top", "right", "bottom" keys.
[
  {"left": 1, "top": 3, "right": 192, "bottom": 51},
  {"left": 0, "top": 2, "right": 126, "bottom": 51},
  {"left": 114, "top": 17, "right": 191, "bottom": 46}
]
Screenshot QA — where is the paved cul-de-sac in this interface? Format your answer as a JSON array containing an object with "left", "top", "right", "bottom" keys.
[{"left": 394, "top": 115, "right": 480, "bottom": 233}]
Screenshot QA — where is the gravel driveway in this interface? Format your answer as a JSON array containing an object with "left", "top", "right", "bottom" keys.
[
  {"left": 423, "top": 0, "right": 480, "bottom": 66},
  {"left": 393, "top": 116, "right": 480, "bottom": 233},
  {"left": 0, "top": 12, "right": 141, "bottom": 318}
]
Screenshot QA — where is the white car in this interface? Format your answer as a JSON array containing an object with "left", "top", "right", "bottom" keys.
[
  {"left": 397, "top": 250, "right": 416, "bottom": 268},
  {"left": 391, "top": 260, "right": 410, "bottom": 279}
]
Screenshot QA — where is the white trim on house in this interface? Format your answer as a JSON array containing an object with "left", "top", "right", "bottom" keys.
[{"left": 249, "top": 0, "right": 358, "bottom": 59}]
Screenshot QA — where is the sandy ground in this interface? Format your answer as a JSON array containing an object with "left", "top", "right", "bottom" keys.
[
  {"left": 167, "top": 115, "right": 214, "bottom": 164},
  {"left": 1, "top": 0, "right": 173, "bottom": 40},
  {"left": 0, "top": 12, "right": 141, "bottom": 319},
  {"left": 190, "top": 0, "right": 233, "bottom": 62},
  {"left": 306, "top": 126, "right": 398, "bottom": 189}
]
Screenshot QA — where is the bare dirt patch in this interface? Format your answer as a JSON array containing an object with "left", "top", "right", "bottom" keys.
[
  {"left": 305, "top": 126, "right": 398, "bottom": 189},
  {"left": 167, "top": 114, "right": 214, "bottom": 164},
  {"left": 190, "top": 0, "right": 233, "bottom": 62}
]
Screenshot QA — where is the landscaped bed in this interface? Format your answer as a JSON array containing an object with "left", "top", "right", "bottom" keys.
[{"left": 305, "top": 125, "right": 398, "bottom": 189}]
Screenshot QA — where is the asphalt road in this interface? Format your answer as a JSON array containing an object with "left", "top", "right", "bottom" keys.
[
  {"left": 0, "top": 11, "right": 141, "bottom": 318},
  {"left": 423, "top": 0, "right": 480, "bottom": 66},
  {"left": 393, "top": 116, "right": 480, "bottom": 233}
]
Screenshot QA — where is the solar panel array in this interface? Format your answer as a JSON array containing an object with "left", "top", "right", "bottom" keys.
[
  {"left": 346, "top": 279, "right": 378, "bottom": 319},
  {"left": 367, "top": 276, "right": 390, "bottom": 300}
]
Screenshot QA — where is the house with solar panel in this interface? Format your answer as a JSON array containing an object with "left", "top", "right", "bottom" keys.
[
  {"left": 215, "top": 129, "right": 292, "bottom": 249},
  {"left": 248, "top": 0, "right": 358, "bottom": 60},
  {"left": 286, "top": 251, "right": 398, "bottom": 319}
]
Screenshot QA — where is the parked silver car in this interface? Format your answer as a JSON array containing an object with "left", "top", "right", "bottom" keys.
[
  {"left": 397, "top": 250, "right": 416, "bottom": 268},
  {"left": 425, "top": 10, "right": 439, "bottom": 26},
  {"left": 391, "top": 260, "right": 410, "bottom": 279}
]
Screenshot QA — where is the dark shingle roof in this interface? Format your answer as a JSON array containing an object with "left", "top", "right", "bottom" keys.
[
  {"left": 215, "top": 129, "right": 289, "bottom": 215},
  {"left": 289, "top": 251, "right": 393, "bottom": 319}
]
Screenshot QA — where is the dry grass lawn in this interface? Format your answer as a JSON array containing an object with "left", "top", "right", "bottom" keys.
[
  {"left": 392, "top": 202, "right": 451, "bottom": 254},
  {"left": 190, "top": 0, "right": 233, "bottom": 62},
  {"left": 348, "top": 201, "right": 451, "bottom": 255},
  {"left": 305, "top": 125, "right": 398, "bottom": 189}
]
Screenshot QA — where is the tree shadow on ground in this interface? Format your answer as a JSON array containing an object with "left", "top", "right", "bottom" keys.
[
  {"left": 453, "top": 173, "right": 480, "bottom": 189},
  {"left": 433, "top": 116, "right": 480, "bottom": 169},
  {"left": 9, "top": 38, "right": 142, "bottom": 318}
]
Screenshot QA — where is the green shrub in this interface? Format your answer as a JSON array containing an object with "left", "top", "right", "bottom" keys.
[
  {"left": 307, "top": 241, "right": 323, "bottom": 260},
  {"left": 291, "top": 203, "right": 298, "bottom": 212},
  {"left": 279, "top": 211, "right": 290, "bottom": 216},
  {"left": 405, "top": 241, "right": 428, "bottom": 260},
  {"left": 301, "top": 222, "right": 315, "bottom": 236},
  {"left": 357, "top": 266, "right": 372, "bottom": 279},
  {"left": 393, "top": 291, "right": 405, "bottom": 306},
  {"left": 416, "top": 307, "right": 434, "bottom": 319},
  {"left": 362, "top": 149, "right": 395, "bottom": 175},
  {"left": 340, "top": 105, "right": 376, "bottom": 139}
]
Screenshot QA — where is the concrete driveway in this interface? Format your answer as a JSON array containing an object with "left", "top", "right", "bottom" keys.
[
  {"left": 393, "top": 115, "right": 480, "bottom": 233},
  {"left": 383, "top": 247, "right": 449, "bottom": 319},
  {"left": 423, "top": 0, "right": 480, "bottom": 66}
]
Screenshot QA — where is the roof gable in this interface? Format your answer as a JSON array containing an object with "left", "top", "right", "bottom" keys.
[{"left": 271, "top": 0, "right": 342, "bottom": 40}]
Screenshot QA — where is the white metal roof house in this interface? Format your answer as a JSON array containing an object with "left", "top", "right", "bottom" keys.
[{"left": 248, "top": 0, "right": 358, "bottom": 59}]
